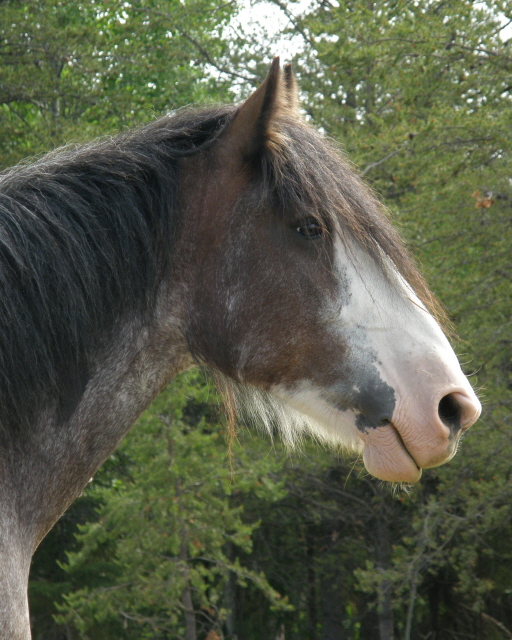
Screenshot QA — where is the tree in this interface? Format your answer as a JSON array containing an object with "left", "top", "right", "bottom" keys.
[{"left": 0, "top": 0, "right": 238, "bottom": 166}]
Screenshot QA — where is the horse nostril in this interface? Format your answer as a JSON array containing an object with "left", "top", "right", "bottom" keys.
[{"left": 438, "top": 393, "right": 462, "bottom": 432}]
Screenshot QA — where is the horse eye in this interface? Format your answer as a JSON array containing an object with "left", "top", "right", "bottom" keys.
[{"left": 294, "top": 218, "right": 324, "bottom": 238}]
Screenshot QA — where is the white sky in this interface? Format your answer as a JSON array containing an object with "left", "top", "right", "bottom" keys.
[{"left": 233, "top": 0, "right": 314, "bottom": 60}]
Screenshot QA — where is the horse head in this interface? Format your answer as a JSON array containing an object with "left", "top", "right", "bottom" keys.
[{"left": 177, "top": 59, "right": 481, "bottom": 483}]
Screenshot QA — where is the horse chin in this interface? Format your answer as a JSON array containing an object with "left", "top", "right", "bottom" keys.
[{"left": 361, "top": 423, "right": 423, "bottom": 484}]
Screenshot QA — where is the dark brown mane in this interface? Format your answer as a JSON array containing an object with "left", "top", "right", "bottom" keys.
[{"left": 0, "top": 106, "right": 234, "bottom": 434}]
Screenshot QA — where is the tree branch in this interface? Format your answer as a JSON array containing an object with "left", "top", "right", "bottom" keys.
[
  {"left": 361, "top": 145, "right": 405, "bottom": 177},
  {"left": 130, "top": 5, "right": 256, "bottom": 84}
]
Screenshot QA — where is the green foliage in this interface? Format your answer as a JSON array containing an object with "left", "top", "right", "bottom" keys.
[{"left": 0, "top": 0, "right": 237, "bottom": 165}]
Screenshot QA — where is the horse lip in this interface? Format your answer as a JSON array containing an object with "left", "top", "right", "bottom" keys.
[
  {"left": 361, "top": 420, "right": 422, "bottom": 483},
  {"left": 392, "top": 414, "right": 459, "bottom": 471},
  {"left": 389, "top": 421, "right": 422, "bottom": 471},
  {"left": 419, "top": 432, "right": 460, "bottom": 469}
]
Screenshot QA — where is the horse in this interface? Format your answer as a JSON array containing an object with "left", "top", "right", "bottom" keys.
[{"left": 0, "top": 59, "right": 480, "bottom": 638}]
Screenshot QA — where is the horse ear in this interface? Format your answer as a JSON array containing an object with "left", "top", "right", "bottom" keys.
[
  {"left": 283, "top": 63, "right": 300, "bottom": 115},
  {"left": 220, "top": 57, "right": 294, "bottom": 160}
]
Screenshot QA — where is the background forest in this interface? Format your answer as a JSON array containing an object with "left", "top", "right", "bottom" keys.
[{"left": 1, "top": 0, "right": 511, "bottom": 638}]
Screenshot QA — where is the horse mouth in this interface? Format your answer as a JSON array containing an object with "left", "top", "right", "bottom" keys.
[{"left": 361, "top": 421, "right": 423, "bottom": 483}]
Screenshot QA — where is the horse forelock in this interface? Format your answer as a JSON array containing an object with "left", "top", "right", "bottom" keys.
[{"left": 255, "top": 118, "right": 447, "bottom": 329}]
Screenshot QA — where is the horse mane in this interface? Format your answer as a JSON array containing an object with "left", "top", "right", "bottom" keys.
[
  {"left": 0, "top": 101, "right": 442, "bottom": 437},
  {"left": 0, "top": 106, "right": 233, "bottom": 433}
]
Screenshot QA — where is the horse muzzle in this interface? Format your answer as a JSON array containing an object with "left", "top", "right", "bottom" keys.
[{"left": 360, "top": 387, "right": 481, "bottom": 483}]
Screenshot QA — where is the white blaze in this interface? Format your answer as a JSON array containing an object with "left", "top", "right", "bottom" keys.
[{"left": 269, "top": 236, "right": 481, "bottom": 483}]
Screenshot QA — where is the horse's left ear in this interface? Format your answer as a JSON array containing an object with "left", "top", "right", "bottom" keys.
[
  {"left": 283, "top": 63, "right": 300, "bottom": 115},
  {"left": 220, "top": 57, "right": 298, "bottom": 161}
]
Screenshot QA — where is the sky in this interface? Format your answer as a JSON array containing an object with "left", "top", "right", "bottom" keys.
[{"left": 233, "top": 0, "right": 314, "bottom": 60}]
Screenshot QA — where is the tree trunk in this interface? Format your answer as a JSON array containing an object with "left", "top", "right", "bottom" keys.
[
  {"left": 224, "top": 542, "right": 236, "bottom": 640},
  {"left": 182, "top": 573, "right": 197, "bottom": 640},
  {"left": 320, "top": 526, "right": 345, "bottom": 640},
  {"left": 429, "top": 579, "right": 440, "bottom": 640},
  {"left": 375, "top": 492, "right": 394, "bottom": 640},
  {"left": 319, "top": 558, "right": 344, "bottom": 639},
  {"left": 306, "top": 531, "right": 318, "bottom": 639},
  {"left": 177, "top": 475, "right": 197, "bottom": 640}
]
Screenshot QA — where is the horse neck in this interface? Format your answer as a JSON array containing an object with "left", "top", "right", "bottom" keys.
[
  {"left": 0, "top": 134, "right": 180, "bottom": 439},
  {"left": 0, "top": 131, "right": 199, "bottom": 639},
  {"left": 0, "top": 299, "right": 192, "bottom": 640},
  {"left": 14, "top": 312, "right": 190, "bottom": 540},
  {"left": 0, "top": 496, "right": 32, "bottom": 640}
]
